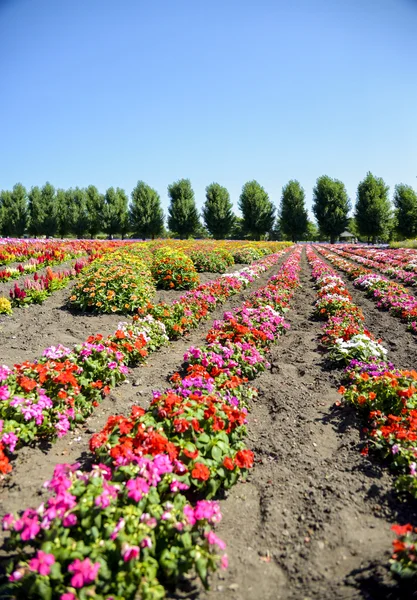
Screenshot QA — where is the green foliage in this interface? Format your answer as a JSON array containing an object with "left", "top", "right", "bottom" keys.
[
  {"left": 279, "top": 180, "right": 308, "bottom": 242},
  {"left": 41, "top": 182, "right": 59, "bottom": 237},
  {"left": 312, "top": 175, "right": 350, "bottom": 243},
  {"left": 167, "top": 179, "right": 200, "bottom": 239},
  {"left": 393, "top": 183, "right": 417, "bottom": 239},
  {"left": 86, "top": 185, "right": 105, "bottom": 238},
  {"left": 202, "top": 183, "right": 235, "bottom": 239},
  {"left": 0, "top": 183, "right": 28, "bottom": 237},
  {"left": 238, "top": 180, "right": 275, "bottom": 240},
  {"left": 130, "top": 181, "right": 164, "bottom": 239},
  {"left": 303, "top": 219, "right": 319, "bottom": 241},
  {"left": 103, "top": 187, "right": 129, "bottom": 238},
  {"left": 355, "top": 172, "right": 391, "bottom": 242},
  {"left": 67, "top": 187, "right": 90, "bottom": 238},
  {"left": 28, "top": 186, "right": 43, "bottom": 236}
]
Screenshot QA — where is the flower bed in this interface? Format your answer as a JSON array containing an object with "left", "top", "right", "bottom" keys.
[
  {"left": 151, "top": 248, "right": 199, "bottom": 290},
  {"left": 314, "top": 246, "right": 417, "bottom": 335},
  {"left": 1, "top": 248, "right": 301, "bottom": 599},
  {"left": 0, "top": 251, "right": 289, "bottom": 476},
  {"left": 307, "top": 246, "right": 417, "bottom": 583}
]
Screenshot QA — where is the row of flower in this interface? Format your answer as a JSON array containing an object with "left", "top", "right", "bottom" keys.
[
  {"left": 306, "top": 246, "right": 417, "bottom": 582},
  {"left": 0, "top": 249, "right": 87, "bottom": 282},
  {"left": 1, "top": 249, "right": 301, "bottom": 599},
  {"left": 325, "top": 244, "right": 417, "bottom": 290},
  {"left": 314, "top": 246, "right": 417, "bottom": 336},
  {"left": 0, "top": 240, "right": 132, "bottom": 265},
  {"left": 68, "top": 244, "right": 291, "bottom": 316},
  {"left": 0, "top": 250, "right": 289, "bottom": 476}
]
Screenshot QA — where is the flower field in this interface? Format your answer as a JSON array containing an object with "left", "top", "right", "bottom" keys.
[{"left": 2, "top": 240, "right": 417, "bottom": 599}]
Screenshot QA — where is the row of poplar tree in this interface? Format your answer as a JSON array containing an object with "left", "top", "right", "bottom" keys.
[{"left": 0, "top": 174, "right": 416, "bottom": 241}]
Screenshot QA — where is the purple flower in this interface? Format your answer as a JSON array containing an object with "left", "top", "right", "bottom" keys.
[{"left": 0, "top": 385, "right": 10, "bottom": 401}]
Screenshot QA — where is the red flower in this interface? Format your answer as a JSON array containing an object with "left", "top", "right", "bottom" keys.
[
  {"left": 391, "top": 523, "right": 413, "bottom": 536},
  {"left": 191, "top": 462, "right": 210, "bottom": 481},
  {"left": 223, "top": 457, "right": 235, "bottom": 471},
  {"left": 235, "top": 449, "right": 254, "bottom": 469},
  {"left": 183, "top": 447, "right": 199, "bottom": 459},
  {"left": 131, "top": 406, "right": 145, "bottom": 419}
]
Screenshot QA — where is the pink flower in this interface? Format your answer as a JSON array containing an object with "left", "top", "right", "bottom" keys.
[
  {"left": 28, "top": 550, "right": 55, "bottom": 576},
  {"left": 220, "top": 554, "right": 229, "bottom": 570},
  {"left": 68, "top": 557, "right": 100, "bottom": 588},
  {"left": 61, "top": 594, "right": 77, "bottom": 600},
  {"left": 121, "top": 543, "right": 140, "bottom": 561},
  {"left": 0, "top": 385, "right": 10, "bottom": 401},
  {"left": 63, "top": 513, "right": 77, "bottom": 527},
  {"left": 205, "top": 530, "right": 226, "bottom": 550},
  {"left": 126, "top": 477, "right": 150, "bottom": 502}
]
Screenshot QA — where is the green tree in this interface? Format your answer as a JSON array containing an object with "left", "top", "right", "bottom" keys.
[
  {"left": 355, "top": 172, "right": 391, "bottom": 243},
  {"left": 167, "top": 179, "right": 200, "bottom": 239},
  {"left": 312, "top": 176, "right": 350, "bottom": 243},
  {"left": 0, "top": 184, "right": 28, "bottom": 237},
  {"left": 230, "top": 217, "right": 245, "bottom": 240},
  {"left": 28, "top": 186, "right": 44, "bottom": 236},
  {"left": 40, "top": 182, "right": 59, "bottom": 237},
  {"left": 202, "top": 183, "right": 235, "bottom": 239},
  {"left": 130, "top": 181, "right": 164, "bottom": 239},
  {"left": 238, "top": 180, "right": 275, "bottom": 240},
  {"left": 303, "top": 219, "right": 319, "bottom": 241},
  {"left": 393, "top": 183, "right": 417, "bottom": 239},
  {"left": 103, "top": 187, "right": 129, "bottom": 238},
  {"left": 86, "top": 185, "right": 104, "bottom": 238},
  {"left": 279, "top": 180, "right": 308, "bottom": 242},
  {"left": 56, "top": 189, "right": 70, "bottom": 237},
  {"left": 65, "top": 187, "right": 90, "bottom": 238}
]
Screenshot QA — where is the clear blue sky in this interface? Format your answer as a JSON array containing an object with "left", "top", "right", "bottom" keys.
[{"left": 1, "top": 0, "right": 416, "bottom": 220}]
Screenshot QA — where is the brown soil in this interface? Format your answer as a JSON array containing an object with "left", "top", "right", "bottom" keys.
[
  {"left": 0, "top": 260, "right": 287, "bottom": 529},
  {"left": 2, "top": 250, "right": 416, "bottom": 599},
  {"left": 0, "top": 266, "right": 245, "bottom": 366},
  {"left": 197, "top": 250, "right": 417, "bottom": 600}
]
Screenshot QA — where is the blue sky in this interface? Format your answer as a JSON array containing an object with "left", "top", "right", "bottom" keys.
[{"left": 1, "top": 0, "right": 416, "bottom": 220}]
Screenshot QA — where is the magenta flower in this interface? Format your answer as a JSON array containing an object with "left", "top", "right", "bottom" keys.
[
  {"left": 121, "top": 543, "right": 140, "bottom": 561},
  {"left": 28, "top": 550, "right": 55, "bottom": 576},
  {"left": 68, "top": 557, "right": 100, "bottom": 588},
  {"left": 0, "top": 385, "right": 10, "bottom": 401},
  {"left": 126, "top": 477, "right": 150, "bottom": 501}
]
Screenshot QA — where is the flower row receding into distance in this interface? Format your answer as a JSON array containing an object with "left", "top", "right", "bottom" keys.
[
  {"left": 0, "top": 249, "right": 291, "bottom": 476},
  {"left": 1, "top": 248, "right": 302, "bottom": 599},
  {"left": 314, "top": 245, "right": 417, "bottom": 336},
  {"left": 306, "top": 245, "right": 417, "bottom": 582}
]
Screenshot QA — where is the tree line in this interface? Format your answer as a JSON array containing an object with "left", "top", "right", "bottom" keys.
[{"left": 0, "top": 175, "right": 416, "bottom": 241}]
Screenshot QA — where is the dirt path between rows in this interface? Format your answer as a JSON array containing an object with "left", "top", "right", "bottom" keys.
[
  {"left": 0, "top": 265, "right": 248, "bottom": 366},
  {"left": 195, "top": 249, "right": 416, "bottom": 600},
  {"left": 0, "top": 256, "right": 290, "bottom": 537},
  {"left": 314, "top": 248, "right": 417, "bottom": 370}
]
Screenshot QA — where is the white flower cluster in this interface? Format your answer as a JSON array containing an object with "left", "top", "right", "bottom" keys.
[{"left": 330, "top": 333, "right": 388, "bottom": 363}]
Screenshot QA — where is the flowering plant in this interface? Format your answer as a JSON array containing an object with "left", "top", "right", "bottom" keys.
[
  {"left": 2, "top": 461, "right": 226, "bottom": 599},
  {"left": 151, "top": 249, "right": 199, "bottom": 290},
  {"left": 69, "top": 253, "right": 155, "bottom": 314}
]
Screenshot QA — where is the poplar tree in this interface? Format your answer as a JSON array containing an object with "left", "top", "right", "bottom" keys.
[
  {"left": 394, "top": 183, "right": 417, "bottom": 239},
  {"left": 238, "top": 180, "right": 275, "bottom": 240},
  {"left": 167, "top": 179, "right": 200, "bottom": 238},
  {"left": 355, "top": 172, "right": 391, "bottom": 243},
  {"left": 279, "top": 180, "right": 308, "bottom": 242},
  {"left": 202, "top": 183, "right": 235, "bottom": 239},
  {"left": 1, "top": 184, "right": 28, "bottom": 237},
  {"left": 103, "top": 187, "right": 129, "bottom": 238},
  {"left": 130, "top": 181, "right": 164, "bottom": 239},
  {"left": 312, "top": 176, "right": 350, "bottom": 243}
]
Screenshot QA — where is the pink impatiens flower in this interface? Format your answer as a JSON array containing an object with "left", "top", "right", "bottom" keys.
[
  {"left": 28, "top": 550, "right": 55, "bottom": 576},
  {"left": 68, "top": 557, "right": 100, "bottom": 588},
  {"left": 126, "top": 477, "right": 150, "bottom": 501}
]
